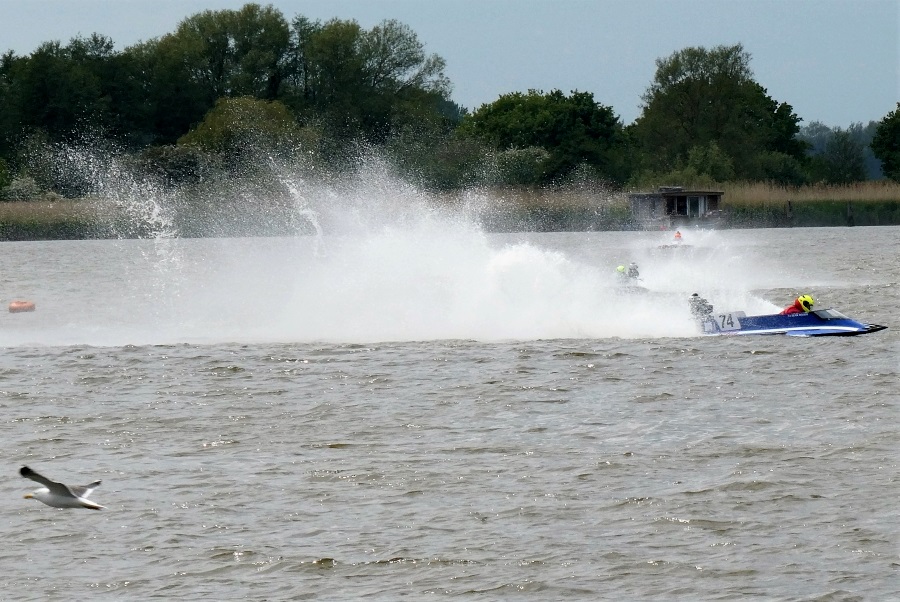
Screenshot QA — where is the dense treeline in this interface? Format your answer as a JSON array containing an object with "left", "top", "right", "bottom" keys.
[{"left": 0, "top": 2, "right": 897, "bottom": 200}]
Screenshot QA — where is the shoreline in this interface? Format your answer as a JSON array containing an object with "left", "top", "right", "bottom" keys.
[{"left": 1, "top": 193, "right": 899, "bottom": 241}]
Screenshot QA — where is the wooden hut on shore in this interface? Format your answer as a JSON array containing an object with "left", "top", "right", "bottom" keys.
[{"left": 628, "top": 186, "right": 724, "bottom": 229}]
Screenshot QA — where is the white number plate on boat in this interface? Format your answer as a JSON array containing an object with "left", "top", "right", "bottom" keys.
[{"left": 716, "top": 313, "right": 741, "bottom": 331}]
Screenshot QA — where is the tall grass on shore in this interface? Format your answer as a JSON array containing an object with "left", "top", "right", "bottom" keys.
[
  {"left": 722, "top": 180, "right": 900, "bottom": 207},
  {"left": 460, "top": 185, "right": 625, "bottom": 211},
  {"left": 0, "top": 199, "right": 93, "bottom": 221},
  {"left": 720, "top": 180, "right": 900, "bottom": 227},
  {"left": 2, "top": 180, "right": 900, "bottom": 239},
  {"left": 478, "top": 180, "right": 900, "bottom": 210},
  {"left": 0, "top": 199, "right": 105, "bottom": 240},
  {"left": 451, "top": 185, "right": 631, "bottom": 231}
]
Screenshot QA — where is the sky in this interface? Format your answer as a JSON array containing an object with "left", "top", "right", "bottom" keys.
[{"left": 1, "top": 0, "right": 897, "bottom": 128}]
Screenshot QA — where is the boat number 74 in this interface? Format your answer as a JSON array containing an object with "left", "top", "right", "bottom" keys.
[{"left": 717, "top": 313, "right": 741, "bottom": 331}]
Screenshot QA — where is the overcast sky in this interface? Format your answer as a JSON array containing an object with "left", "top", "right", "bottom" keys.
[{"left": 1, "top": 0, "right": 896, "bottom": 128}]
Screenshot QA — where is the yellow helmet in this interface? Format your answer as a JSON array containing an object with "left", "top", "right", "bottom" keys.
[
  {"left": 616, "top": 265, "right": 625, "bottom": 273},
  {"left": 798, "top": 294, "right": 814, "bottom": 312}
]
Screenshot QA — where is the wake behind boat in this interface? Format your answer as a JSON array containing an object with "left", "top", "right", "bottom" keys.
[{"left": 698, "top": 307, "right": 886, "bottom": 337}]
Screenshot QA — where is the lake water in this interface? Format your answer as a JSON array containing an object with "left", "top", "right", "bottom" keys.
[{"left": 1, "top": 224, "right": 897, "bottom": 600}]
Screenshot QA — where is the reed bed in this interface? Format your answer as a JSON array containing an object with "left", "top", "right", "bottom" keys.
[
  {"left": 2, "top": 181, "right": 900, "bottom": 239},
  {"left": 474, "top": 181, "right": 900, "bottom": 210},
  {"left": 0, "top": 199, "right": 95, "bottom": 221},
  {"left": 0, "top": 199, "right": 107, "bottom": 240},
  {"left": 465, "top": 186, "right": 626, "bottom": 210},
  {"left": 722, "top": 180, "right": 900, "bottom": 207}
]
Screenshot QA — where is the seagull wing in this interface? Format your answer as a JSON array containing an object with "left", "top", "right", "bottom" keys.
[
  {"left": 69, "top": 480, "right": 102, "bottom": 499},
  {"left": 20, "top": 466, "right": 78, "bottom": 498}
]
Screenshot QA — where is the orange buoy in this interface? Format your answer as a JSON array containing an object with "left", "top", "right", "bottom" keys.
[{"left": 9, "top": 300, "right": 35, "bottom": 313}]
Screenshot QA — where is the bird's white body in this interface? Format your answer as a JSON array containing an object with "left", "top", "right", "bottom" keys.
[
  {"left": 25, "top": 486, "right": 104, "bottom": 510},
  {"left": 20, "top": 466, "right": 105, "bottom": 510}
]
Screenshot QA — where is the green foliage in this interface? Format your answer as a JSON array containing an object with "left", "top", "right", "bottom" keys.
[
  {"left": 0, "top": 36, "right": 154, "bottom": 149},
  {"left": 178, "top": 96, "right": 307, "bottom": 170},
  {"left": 458, "top": 89, "right": 623, "bottom": 184},
  {"left": 800, "top": 120, "right": 883, "bottom": 180},
  {"left": 125, "top": 3, "right": 292, "bottom": 145},
  {"left": 872, "top": 103, "right": 900, "bottom": 181},
  {"left": 281, "top": 16, "right": 451, "bottom": 144},
  {"left": 0, "top": 175, "right": 41, "bottom": 201},
  {"left": 633, "top": 44, "right": 805, "bottom": 184},
  {"left": 627, "top": 166, "right": 720, "bottom": 191},
  {"left": 385, "top": 124, "right": 486, "bottom": 190},
  {"left": 121, "top": 38, "right": 209, "bottom": 144},
  {"left": 166, "top": 3, "right": 290, "bottom": 100},
  {"left": 0, "top": 157, "right": 10, "bottom": 190},
  {"left": 626, "top": 140, "right": 735, "bottom": 189},
  {"left": 751, "top": 151, "right": 807, "bottom": 186},
  {"left": 489, "top": 147, "right": 551, "bottom": 186},
  {"left": 816, "top": 129, "right": 866, "bottom": 184},
  {"left": 635, "top": 44, "right": 751, "bottom": 169},
  {"left": 686, "top": 141, "right": 734, "bottom": 181},
  {"left": 848, "top": 121, "right": 884, "bottom": 180},
  {"left": 0, "top": 5, "right": 891, "bottom": 205},
  {"left": 426, "top": 137, "right": 486, "bottom": 190},
  {"left": 797, "top": 121, "right": 832, "bottom": 154},
  {"left": 0, "top": 3, "right": 454, "bottom": 160},
  {"left": 133, "top": 145, "right": 221, "bottom": 186},
  {"left": 5, "top": 40, "right": 106, "bottom": 139}
]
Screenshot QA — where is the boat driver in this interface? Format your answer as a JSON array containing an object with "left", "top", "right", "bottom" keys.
[
  {"left": 617, "top": 263, "right": 641, "bottom": 283},
  {"left": 780, "top": 294, "right": 814, "bottom": 315},
  {"left": 689, "top": 293, "right": 713, "bottom": 319}
]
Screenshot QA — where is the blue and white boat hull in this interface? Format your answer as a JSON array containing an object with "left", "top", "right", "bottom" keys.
[{"left": 699, "top": 308, "right": 886, "bottom": 337}]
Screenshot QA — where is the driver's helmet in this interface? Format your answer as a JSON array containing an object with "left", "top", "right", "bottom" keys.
[
  {"left": 616, "top": 265, "right": 626, "bottom": 273},
  {"left": 798, "top": 294, "right": 814, "bottom": 312}
]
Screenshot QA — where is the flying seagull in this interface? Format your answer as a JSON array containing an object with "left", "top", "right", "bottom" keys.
[{"left": 20, "top": 466, "right": 105, "bottom": 510}]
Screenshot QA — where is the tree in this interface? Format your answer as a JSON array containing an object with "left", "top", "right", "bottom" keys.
[
  {"left": 6, "top": 41, "right": 106, "bottom": 140},
  {"left": 361, "top": 20, "right": 449, "bottom": 97},
  {"left": 280, "top": 16, "right": 451, "bottom": 143},
  {"left": 817, "top": 129, "right": 866, "bottom": 184},
  {"left": 490, "top": 147, "right": 551, "bottom": 186},
  {"left": 634, "top": 44, "right": 806, "bottom": 183},
  {"left": 685, "top": 141, "right": 734, "bottom": 181},
  {"left": 800, "top": 120, "right": 883, "bottom": 180},
  {"left": 133, "top": 144, "right": 220, "bottom": 186},
  {"left": 798, "top": 121, "right": 833, "bottom": 155},
  {"left": 751, "top": 151, "right": 806, "bottom": 186},
  {"left": 298, "top": 18, "right": 367, "bottom": 133},
  {"left": 0, "top": 157, "right": 11, "bottom": 190},
  {"left": 0, "top": 51, "right": 23, "bottom": 162},
  {"left": 178, "top": 96, "right": 305, "bottom": 170},
  {"left": 114, "top": 3, "right": 293, "bottom": 147},
  {"left": 457, "top": 89, "right": 624, "bottom": 184},
  {"left": 848, "top": 121, "right": 883, "bottom": 179},
  {"left": 122, "top": 38, "right": 212, "bottom": 145},
  {"left": 385, "top": 121, "right": 486, "bottom": 190},
  {"left": 6, "top": 34, "right": 148, "bottom": 145},
  {"left": 872, "top": 103, "right": 900, "bottom": 181},
  {"left": 0, "top": 34, "right": 156, "bottom": 152},
  {"left": 0, "top": 4, "right": 455, "bottom": 168},
  {"left": 163, "top": 3, "right": 290, "bottom": 101}
]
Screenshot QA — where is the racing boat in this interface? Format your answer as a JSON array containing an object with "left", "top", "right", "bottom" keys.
[{"left": 698, "top": 308, "right": 887, "bottom": 337}]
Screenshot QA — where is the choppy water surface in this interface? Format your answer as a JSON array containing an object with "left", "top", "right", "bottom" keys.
[{"left": 1, "top": 226, "right": 897, "bottom": 600}]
